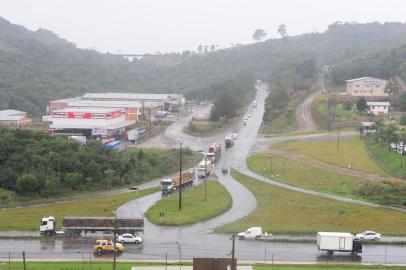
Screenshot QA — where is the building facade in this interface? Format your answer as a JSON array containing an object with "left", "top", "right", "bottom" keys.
[
  {"left": 346, "top": 77, "right": 388, "bottom": 97},
  {"left": 0, "top": 110, "right": 32, "bottom": 127},
  {"left": 367, "top": 101, "right": 390, "bottom": 116}
]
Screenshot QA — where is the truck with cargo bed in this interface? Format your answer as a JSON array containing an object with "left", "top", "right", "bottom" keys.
[
  {"left": 40, "top": 216, "right": 144, "bottom": 237},
  {"left": 197, "top": 160, "right": 214, "bottom": 178},
  {"left": 317, "top": 232, "right": 362, "bottom": 256},
  {"left": 160, "top": 170, "right": 195, "bottom": 194}
]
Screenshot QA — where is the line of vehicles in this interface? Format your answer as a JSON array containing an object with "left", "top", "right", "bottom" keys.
[{"left": 238, "top": 227, "right": 381, "bottom": 256}]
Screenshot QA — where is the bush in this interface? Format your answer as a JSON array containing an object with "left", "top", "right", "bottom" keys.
[
  {"left": 400, "top": 114, "right": 406, "bottom": 125},
  {"left": 343, "top": 100, "right": 353, "bottom": 110}
]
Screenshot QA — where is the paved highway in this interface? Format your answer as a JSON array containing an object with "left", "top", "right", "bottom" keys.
[{"left": 1, "top": 83, "right": 406, "bottom": 264}]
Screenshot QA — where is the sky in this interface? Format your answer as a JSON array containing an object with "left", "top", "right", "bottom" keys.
[{"left": 0, "top": 0, "right": 405, "bottom": 54}]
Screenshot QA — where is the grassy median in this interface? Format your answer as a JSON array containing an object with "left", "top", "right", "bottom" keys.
[
  {"left": 218, "top": 170, "right": 406, "bottom": 235},
  {"left": 146, "top": 180, "right": 232, "bottom": 225},
  {"left": 273, "top": 137, "right": 387, "bottom": 176},
  {"left": 254, "top": 264, "right": 406, "bottom": 270},
  {"left": 246, "top": 153, "right": 406, "bottom": 207},
  {"left": 0, "top": 187, "right": 159, "bottom": 231}
]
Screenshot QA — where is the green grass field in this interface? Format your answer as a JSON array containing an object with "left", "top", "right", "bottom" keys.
[
  {"left": 365, "top": 137, "right": 406, "bottom": 179},
  {"left": 146, "top": 180, "right": 232, "bottom": 225},
  {"left": 0, "top": 262, "right": 404, "bottom": 270},
  {"left": 273, "top": 137, "right": 387, "bottom": 176},
  {"left": 0, "top": 187, "right": 159, "bottom": 231},
  {"left": 246, "top": 153, "right": 405, "bottom": 207},
  {"left": 217, "top": 171, "right": 406, "bottom": 235}
]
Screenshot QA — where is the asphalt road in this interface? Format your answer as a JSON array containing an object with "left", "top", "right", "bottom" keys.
[{"left": 1, "top": 83, "right": 406, "bottom": 264}]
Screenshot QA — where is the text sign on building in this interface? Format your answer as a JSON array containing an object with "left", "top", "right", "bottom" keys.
[{"left": 52, "top": 110, "right": 123, "bottom": 119}]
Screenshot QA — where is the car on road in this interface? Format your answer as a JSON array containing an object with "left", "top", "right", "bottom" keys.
[
  {"left": 243, "top": 118, "right": 248, "bottom": 125},
  {"left": 93, "top": 240, "right": 123, "bottom": 255},
  {"left": 356, "top": 231, "right": 381, "bottom": 241},
  {"left": 247, "top": 114, "right": 251, "bottom": 118},
  {"left": 232, "top": 133, "right": 238, "bottom": 140},
  {"left": 221, "top": 167, "right": 228, "bottom": 174},
  {"left": 117, "top": 233, "right": 143, "bottom": 244}
]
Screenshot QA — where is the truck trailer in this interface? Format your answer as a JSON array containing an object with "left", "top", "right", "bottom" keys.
[
  {"left": 40, "top": 216, "right": 144, "bottom": 237},
  {"left": 160, "top": 170, "right": 195, "bottom": 194},
  {"left": 197, "top": 160, "right": 214, "bottom": 178},
  {"left": 317, "top": 232, "right": 362, "bottom": 255}
]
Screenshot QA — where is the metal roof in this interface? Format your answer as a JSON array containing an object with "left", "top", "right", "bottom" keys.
[
  {"left": 0, "top": 110, "right": 27, "bottom": 121},
  {"left": 50, "top": 97, "right": 82, "bottom": 103},
  {"left": 52, "top": 107, "right": 124, "bottom": 113},
  {"left": 68, "top": 100, "right": 163, "bottom": 108},
  {"left": 82, "top": 92, "right": 180, "bottom": 100},
  {"left": 367, "top": 102, "right": 390, "bottom": 106},
  {"left": 346, "top": 77, "right": 386, "bottom": 83}
]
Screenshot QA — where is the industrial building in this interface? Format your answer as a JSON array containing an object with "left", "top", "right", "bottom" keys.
[
  {"left": 346, "top": 77, "right": 388, "bottom": 97},
  {"left": 47, "top": 107, "right": 132, "bottom": 138},
  {"left": 0, "top": 110, "right": 32, "bottom": 127}
]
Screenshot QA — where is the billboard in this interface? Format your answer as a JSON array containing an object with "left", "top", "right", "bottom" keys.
[{"left": 52, "top": 110, "right": 124, "bottom": 119}]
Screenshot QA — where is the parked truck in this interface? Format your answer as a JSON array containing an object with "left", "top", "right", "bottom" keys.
[
  {"left": 317, "top": 232, "right": 362, "bottom": 256},
  {"left": 160, "top": 170, "right": 195, "bottom": 194},
  {"left": 40, "top": 216, "right": 144, "bottom": 237},
  {"left": 197, "top": 160, "right": 214, "bottom": 178}
]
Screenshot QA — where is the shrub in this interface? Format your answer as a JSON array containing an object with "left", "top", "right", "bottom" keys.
[{"left": 400, "top": 114, "right": 406, "bottom": 125}]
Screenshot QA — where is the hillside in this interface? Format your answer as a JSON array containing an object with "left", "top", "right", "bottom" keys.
[{"left": 1, "top": 17, "right": 406, "bottom": 115}]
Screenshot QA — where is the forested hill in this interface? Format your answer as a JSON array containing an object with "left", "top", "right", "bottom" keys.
[{"left": 1, "top": 16, "right": 406, "bottom": 115}]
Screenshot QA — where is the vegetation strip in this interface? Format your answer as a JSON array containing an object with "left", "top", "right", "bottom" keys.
[
  {"left": 146, "top": 180, "right": 232, "bottom": 225},
  {"left": 0, "top": 187, "right": 159, "bottom": 231},
  {"left": 217, "top": 170, "right": 406, "bottom": 235}
]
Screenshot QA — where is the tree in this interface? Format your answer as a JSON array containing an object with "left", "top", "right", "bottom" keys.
[
  {"left": 356, "top": 97, "right": 367, "bottom": 112},
  {"left": 394, "top": 92, "right": 406, "bottom": 111},
  {"left": 277, "top": 24, "right": 288, "bottom": 38},
  {"left": 197, "top": 44, "right": 203, "bottom": 54},
  {"left": 384, "top": 78, "right": 399, "bottom": 97},
  {"left": 16, "top": 174, "right": 39, "bottom": 194},
  {"left": 253, "top": 29, "right": 267, "bottom": 41}
]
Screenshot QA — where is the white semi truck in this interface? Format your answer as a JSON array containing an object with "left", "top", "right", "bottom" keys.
[
  {"left": 317, "top": 232, "right": 362, "bottom": 256},
  {"left": 197, "top": 160, "right": 214, "bottom": 178}
]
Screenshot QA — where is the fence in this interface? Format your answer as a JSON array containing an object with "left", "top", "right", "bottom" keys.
[{"left": 0, "top": 241, "right": 405, "bottom": 269}]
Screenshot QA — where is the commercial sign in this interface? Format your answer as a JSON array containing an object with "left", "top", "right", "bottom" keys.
[{"left": 52, "top": 110, "right": 124, "bottom": 119}]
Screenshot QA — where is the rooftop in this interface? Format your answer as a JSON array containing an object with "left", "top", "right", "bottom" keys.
[
  {"left": 0, "top": 109, "right": 27, "bottom": 121},
  {"left": 346, "top": 77, "right": 386, "bottom": 83},
  {"left": 82, "top": 92, "right": 181, "bottom": 100},
  {"left": 50, "top": 97, "right": 82, "bottom": 103},
  {"left": 69, "top": 100, "right": 163, "bottom": 108},
  {"left": 367, "top": 102, "right": 390, "bottom": 106},
  {"left": 52, "top": 107, "right": 124, "bottom": 113}
]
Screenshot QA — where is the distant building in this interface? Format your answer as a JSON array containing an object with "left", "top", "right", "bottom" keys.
[
  {"left": 0, "top": 110, "right": 32, "bottom": 127},
  {"left": 346, "top": 77, "right": 388, "bottom": 97},
  {"left": 47, "top": 107, "right": 133, "bottom": 138},
  {"left": 367, "top": 101, "right": 390, "bottom": 116}
]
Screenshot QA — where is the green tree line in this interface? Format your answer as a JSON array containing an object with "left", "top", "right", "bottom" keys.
[{"left": 0, "top": 128, "right": 196, "bottom": 196}]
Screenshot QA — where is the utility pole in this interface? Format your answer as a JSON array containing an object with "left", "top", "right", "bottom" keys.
[
  {"left": 337, "top": 127, "right": 341, "bottom": 150},
  {"left": 204, "top": 155, "right": 207, "bottom": 201},
  {"left": 178, "top": 142, "right": 183, "bottom": 210},
  {"left": 112, "top": 218, "right": 117, "bottom": 270},
  {"left": 230, "top": 234, "right": 236, "bottom": 270}
]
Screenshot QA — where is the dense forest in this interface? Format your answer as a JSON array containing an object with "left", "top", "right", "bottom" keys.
[
  {"left": 2, "top": 17, "right": 406, "bottom": 115},
  {"left": 0, "top": 128, "right": 197, "bottom": 196}
]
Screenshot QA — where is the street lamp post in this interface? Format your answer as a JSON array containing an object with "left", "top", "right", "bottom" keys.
[
  {"left": 174, "top": 241, "right": 182, "bottom": 270},
  {"left": 76, "top": 250, "right": 84, "bottom": 270},
  {"left": 178, "top": 142, "right": 183, "bottom": 210},
  {"left": 204, "top": 154, "right": 207, "bottom": 201}
]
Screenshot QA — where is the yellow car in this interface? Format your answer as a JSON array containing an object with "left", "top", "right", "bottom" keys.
[{"left": 93, "top": 240, "right": 123, "bottom": 255}]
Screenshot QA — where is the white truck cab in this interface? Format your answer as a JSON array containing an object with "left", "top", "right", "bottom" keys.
[
  {"left": 238, "top": 227, "right": 267, "bottom": 240},
  {"left": 160, "top": 178, "right": 174, "bottom": 194},
  {"left": 40, "top": 216, "right": 56, "bottom": 236}
]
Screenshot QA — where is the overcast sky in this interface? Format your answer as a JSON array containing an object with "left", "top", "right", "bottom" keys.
[{"left": 1, "top": 0, "right": 405, "bottom": 54}]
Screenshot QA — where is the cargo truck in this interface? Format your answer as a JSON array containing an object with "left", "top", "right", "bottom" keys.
[
  {"left": 197, "top": 160, "right": 214, "bottom": 178},
  {"left": 40, "top": 216, "right": 144, "bottom": 237},
  {"left": 317, "top": 232, "right": 362, "bottom": 256},
  {"left": 208, "top": 143, "right": 222, "bottom": 162},
  {"left": 160, "top": 170, "right": 195, "bottom": 194}
]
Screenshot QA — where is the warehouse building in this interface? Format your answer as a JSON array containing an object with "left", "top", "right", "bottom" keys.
[
  {"left": 0, "top": 110, "right": 32, "bottom": 127},
  {"left": 346, "top": 77, "right": 388, "bottom": 97},
  {"left": 47, "top": 107, "right": 133, "bottom": 138}
]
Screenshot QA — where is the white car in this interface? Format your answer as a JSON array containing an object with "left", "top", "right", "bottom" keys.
[
  {"left": 247, "top": 114, "right": 251, "bottom": 118},
  {"left": 117, "top": 233, "right": 143, "bottom": 244},
  {"left": 356, "top": 231, "right": 381, "bottom": 241},
  {"left": 232, "top": 133, "right": 238, "bottom": 140}
]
